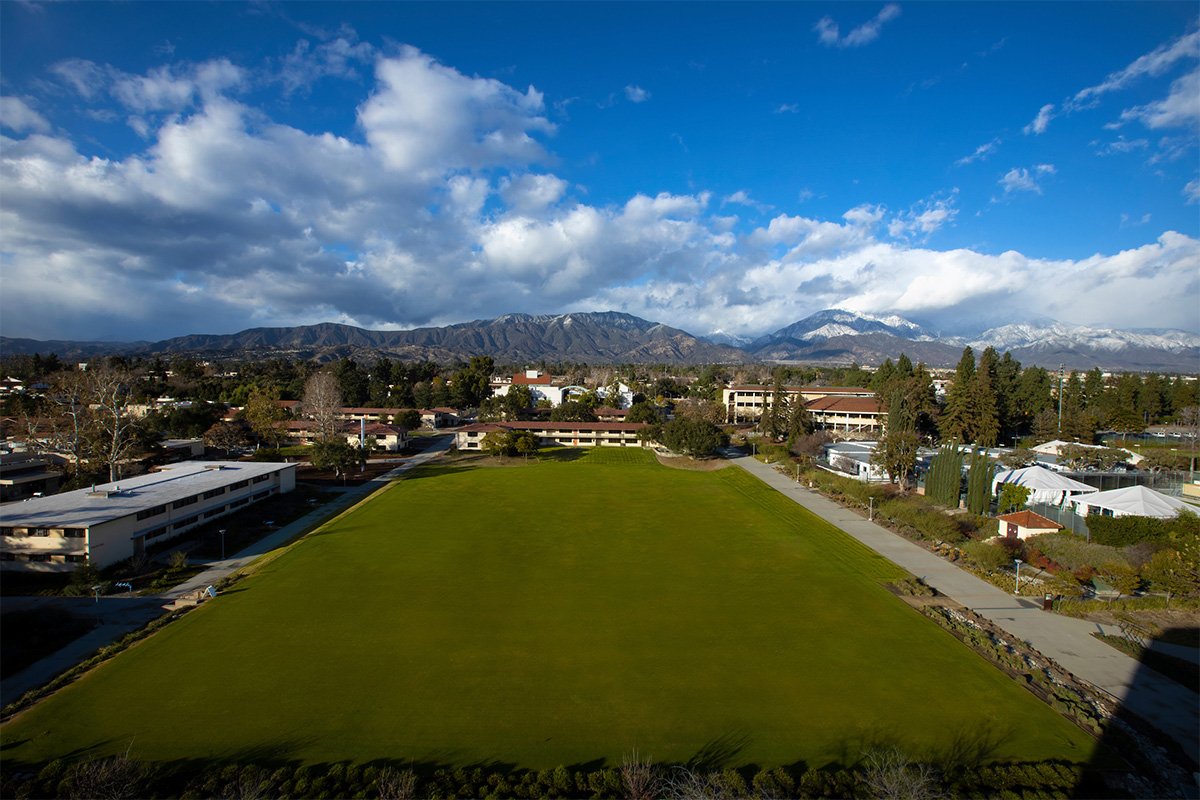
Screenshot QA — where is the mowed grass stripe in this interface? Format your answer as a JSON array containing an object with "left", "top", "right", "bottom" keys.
[{"left": 2, "top": 451, "right": 1098, "bottom": 770}]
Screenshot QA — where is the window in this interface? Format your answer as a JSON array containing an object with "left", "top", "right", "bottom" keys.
[
  {"left": 252, "top": 474, "right": 270, "bottom": 484},
  {"left": 229, "top": 497, "right": 249, "bottom": 509},
  {"left": 203, "top": 488, "right": 226, "bottom": 500},
  {"left": 136, "top": 505, "right": 166, "bottom": 521},
  {"left": 145, "top": 526, "right": 170, "bottom": 540},
  {"left": 1, "top": 527, "right": 16, "bottom": 536},
  {"left": 30, "top": 528, "right": 50, "bottom": 537},
  {"left": 203, "top": 506, "right": 226, "bottom": 519},
  {"left": 230, "top": 479, "right": 250, "bottom": 490},
  {"left": 1, "top": 552, "right": 15, "bottom": 561},
  {"left": 175, "top": 515, "right": 199, "bottom": 529},
  {"left": 66, "top": 554, "right": 88, "bottom": 563},
  {"left": 172, "top": 495, "right": 199, "bottom": 510},
  {"left": 62, "top": 528, "right": 86, "bottom": 538},
  {"left": 28, "top": 553, "right": 52, "bottom": 562}
]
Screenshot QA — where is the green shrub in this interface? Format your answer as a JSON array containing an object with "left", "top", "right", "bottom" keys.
[
  {"left": 1086, "top": 510, "right": 1199, "bottom": 548},
  {"left": 1027, "top": 533, "right": 1128, "bottom": 572},
  {"left": 964, "top": 539, "right": 1017, "bottom": 570}
]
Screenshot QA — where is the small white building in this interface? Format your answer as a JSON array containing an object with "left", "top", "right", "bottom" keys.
[
  {"left": 996, "top": 510, "right": 1062, "bottom": 540},
  {"left": 1, "top": 461, "right": 297, "bottom": 572}
]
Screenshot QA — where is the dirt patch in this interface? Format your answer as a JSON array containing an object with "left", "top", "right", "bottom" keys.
[
  {"left": 296, "top": 459, "right": 403, "bottom": 486},
  {"left": 1074, "top": 608, "right": 1200, "bottom": 646},
  {"left": 654, "top": 453, "right": 731, "bottom": 471}
]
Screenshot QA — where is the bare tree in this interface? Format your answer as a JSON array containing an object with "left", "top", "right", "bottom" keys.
[
  {"left": 375, "top": 767, "right": 418, "bottom": 800},
  {"left": 620, "top": 749, "right": 659, "bottom": 800},
  {"left": 660, "top": 766, "right": 736, "bottom": 800},
  {"left": 302, "top": 371, "right": 344, "bottom": 443},
  {"left": 48, "top": 370, "right": 95, "bottom": 471},
  {"left": 859, "top": 747, "right": 943, "bottom": 800},
  {"left": 65, "top": 747, "right": 145, "bottom": 800},
  {"left": 89, "top": 367, "right": 143, "bottom": 481}
]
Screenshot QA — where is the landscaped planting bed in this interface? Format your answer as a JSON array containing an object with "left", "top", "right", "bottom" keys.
[{"left": 1, "top": 448, "right": 1101, "bottom": 772}]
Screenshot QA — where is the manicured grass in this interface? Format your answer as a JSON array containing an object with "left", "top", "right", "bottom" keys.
[{"left": 2, "top": 448, "right": 1099, "bottom": 770}]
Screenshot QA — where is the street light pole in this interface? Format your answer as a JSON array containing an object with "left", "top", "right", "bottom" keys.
[
  {"left": 220, "top": 529, "right": 227, "bottom": 560},
  {"left": 1014, "top": 558, "right": 1023, "bottom": 596}
]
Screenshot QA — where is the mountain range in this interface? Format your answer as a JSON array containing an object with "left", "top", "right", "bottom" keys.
[{"left": 2, "top": 310, "right": 1197, "bottom": 371}]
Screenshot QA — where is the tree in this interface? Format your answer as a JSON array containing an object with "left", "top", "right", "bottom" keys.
[
  {"left": 1142, "top": 549, "right": 1193, "bottom": 607},
  {"left": 939, "top": 347, "right": 976, "bottom": 443},
  {"left": 965, "top": 449, "right": 993, "bottom": 514},
  {"left": 997, "top": 483, "right": 1031, "bottom": 514},
  {"left": 672, "top": 398, "right": 725, "bottom": 425},
  {"left": 88, "top": 367, "right": 142, "bottom": 481},
  {"left": 310, "top": 440, "right": 358, "bottom": 478},
  {"left": 513, "top": 430, "right": 540, "bottom": 461},
  {"left": 998, "top": 448, "right": 1038, "bottom": 469},
  {"left": 549, "top": 401, "right": 599, "bottom": 423},
  {"left": 302, "top": 371, "right": 345, "bottom": 443},
  {"left": 871, "top": 429, "right": 920, "bottom": 489},
  {"left": 334, "top": 358, "right": 369, "bottom": 407},
  {"left": 626, "top": 401, "right": 662, "bottom": 424},
  {"left": 203, "top": 421, "right": 249, "bottom": 452},
  {"left": 1101, "top": 563, "right": 1141, "bottom": 602},
  {"left": 1056, "top": 443, "right": 1091, "bottom": 470},
  {"left": 925, "top": 441, "right": 963, "bottom": 507},
  {"left": 243, "top": 386, "right": 289, "bottom": 449},
  {"left": 657, "top": 418, "right": 726, "bottom": 457},
  {"left": 1030, "top": 409, "right": 1059, "bottom": 443},
  {"left": 394, "top": 409, "right": 423, "bottom": 430}
]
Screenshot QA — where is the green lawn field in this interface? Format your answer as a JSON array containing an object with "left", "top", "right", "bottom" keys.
[{"left": 1, "top": 448, "right": 1099, "bottom": 771}]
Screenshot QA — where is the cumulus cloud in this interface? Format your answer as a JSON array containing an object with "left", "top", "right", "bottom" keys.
[
  {"left": 624, "top": 85, "right": 650, "bottom": 103},
  {"left": 0, "top": 96, "right": 50, "bottom": 133},
  {"left": 3, "top": 38, "right": 1197, "bottom": 343},
  {"left": 814, "top": 4, "right": 901, "bottom": 48},
  {"left": 358, "top": 47, "right": 555, "bottom": 179},
  {"left": 1023, "top": 103, "right": 1055, "bottom": 135},
  {"left": 1000, "top": 164, "right": 1055, "bottom": 194}
]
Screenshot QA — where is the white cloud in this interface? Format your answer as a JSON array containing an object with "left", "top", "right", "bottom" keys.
[
  {"left": 1000, "top": 164, "right": 1055, "bottom": 194},
  {"left": 358, "top": 47, "right": 555, "bottom": 180},
  {"left": 1070, "top": 29, "right": 1199, "bottom": 110},
  {"left": 1094, "top": 136, "right": 1149, "bottom": 155},
  {"left": 813, "top": 4, "right": 901, "bottom": 48},
  {"left": 0, "top": 96, "right": 50, "bottom": 133},
  {"left": 1023, "top": 103, "right": 1055, "bottom": 135},
  {"left": 887, "top": 190, "right": 959, "bottom": 241},
  {"left": 954, "top": 138, "right": 1000, "bottom": 166},
  {"left": 1116, "top": 66, "right": 1200, "bottom": 130},
  {"left": 775, "top": 103, "right": 799, "bottom": 114},
  {"left": 722, "top": 190, "right": 772, "bottom": 214},
  {"left": 624, "top": 85, "right": 650, "bottom": 103},
  {"left": 1185, "top": 178, "right": 1200, "bottom": 204},
  {"left": 3, "top": 38, "right": 1197, "bottom": 343},
  {"left": 279, "top": 35, "right": 376, "bottom": 95}
]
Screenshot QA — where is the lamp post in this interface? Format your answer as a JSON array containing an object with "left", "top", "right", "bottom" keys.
[
  {"left": 220, "top": 529, "right": 227, "bottom": 560},
  {"left": 869, "top": 496, "right": 874, "bottom": 521},
  {"left": 1014, "top": 558, "right": 1023, "bottom": 596}
]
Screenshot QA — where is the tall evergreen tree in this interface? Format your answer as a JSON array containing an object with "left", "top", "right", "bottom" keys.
[
  {"left": 939, "top": 347, "right": 976, "bottom": 443},
  {"left": 965, "top": 449, "right": 994, "bottom": 514}
]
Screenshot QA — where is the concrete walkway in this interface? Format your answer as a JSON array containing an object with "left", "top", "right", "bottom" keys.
[
  {"left": 1, "top": 437, "right": 453, "bottom": 706},
  {"left": 723, "top": 449, "right": 1199, "bottom": 757}
]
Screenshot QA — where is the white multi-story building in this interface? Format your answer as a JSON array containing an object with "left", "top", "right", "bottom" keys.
[{"left": 1, "top": 460, "right": 296, "bottom": 572}]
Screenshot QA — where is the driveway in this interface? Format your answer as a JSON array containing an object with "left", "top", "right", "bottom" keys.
[{"left": 723, "top": 449, "right": 1199, "bottom": 757}]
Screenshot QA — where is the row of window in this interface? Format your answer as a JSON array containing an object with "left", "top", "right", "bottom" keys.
[
  {"left": 2, "top": 527, "right": 86, "bottom": 538},
  {"left": 1, "top": 552, "right": 87, "bottom": 563}
]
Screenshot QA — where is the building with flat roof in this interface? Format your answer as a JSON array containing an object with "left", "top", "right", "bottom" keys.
[
  {"left": 1, "top": 460, "right": 296, "bottom": 572},
  {"left": 455, "top": 421, "right": 649, "bottom": 450}
]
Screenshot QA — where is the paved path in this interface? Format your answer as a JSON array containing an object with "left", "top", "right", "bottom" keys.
[
  {"left": 722, "top": 449, "right": 1199, "bottom": 758},
  {"left": 1, "top": 437, "right": 453, "bottom": 706}
]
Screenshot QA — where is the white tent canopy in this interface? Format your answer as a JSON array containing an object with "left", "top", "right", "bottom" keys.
[
  {"left": 1068, "top": 484, "right": 1192, "bottom": 519},
  {"left": 992, "top": 465, "right": 1099, "bottom": 506}
]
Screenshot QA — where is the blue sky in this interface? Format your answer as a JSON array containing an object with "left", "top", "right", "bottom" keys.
[{"left": 2, "top": 1, "right": 1197, "bottom": 343}]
